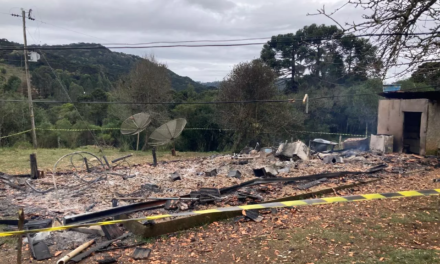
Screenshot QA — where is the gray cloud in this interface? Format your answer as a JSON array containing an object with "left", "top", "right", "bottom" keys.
[
  {"left": 0, "top": 0, "right": 362, "bottom": 82},
  {"left": 185, "top": 0, "right": 236, "bottom": 12}
]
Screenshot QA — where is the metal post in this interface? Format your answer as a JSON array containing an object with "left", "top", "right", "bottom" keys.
[
  {"left": 22, "top": 9, "right": 37, "bottom": 149},
  {"left": 339, "top": 135, "right": 342, "bottom": 150},
  {"left": 136, "top": 133, "right": 139, "bottom": 151},
  {"left": 303, "top": 94, "right": 309, "bottom": 114}
]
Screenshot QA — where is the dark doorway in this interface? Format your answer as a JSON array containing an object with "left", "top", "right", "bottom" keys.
[{"left": 403, "top": 112, "right": 422, "bottom": 154}]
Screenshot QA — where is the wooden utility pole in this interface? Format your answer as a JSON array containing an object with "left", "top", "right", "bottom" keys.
[
  {"left": 291, "top": 47, "right": 297, "bottom": 93},
  {"left": 22, "top": 9, "right": 37, "bottom": 149}
]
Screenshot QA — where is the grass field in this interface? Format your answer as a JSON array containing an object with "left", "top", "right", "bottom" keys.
[{"left": 0, "top": 146, "right": 220, "bottom": 174}]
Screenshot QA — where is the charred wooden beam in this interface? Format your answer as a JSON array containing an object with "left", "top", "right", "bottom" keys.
[
  {"left": 63, "top": 200, "right": 166, "bottom": 225},
  {"left": 30, "top": 154, "right": 38, "bottom": 179}
]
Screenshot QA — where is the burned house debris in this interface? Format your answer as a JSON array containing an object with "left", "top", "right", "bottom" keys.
[{"left": 1, "top": 136, "right": 439, "bottom": 263}]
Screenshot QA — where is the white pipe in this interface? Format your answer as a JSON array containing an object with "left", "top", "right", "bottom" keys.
[{"left": 57, "top": 239, "right": 95, "bottom": 264}]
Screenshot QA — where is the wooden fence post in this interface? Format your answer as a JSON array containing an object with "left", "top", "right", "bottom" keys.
[
  {"left": 152, "top": 147, "right": 157, "bottom": 167},
  {"left": 30, "top": 154, "right": 38, "bottom": 179},
  {"left": 16, "top": 208, "right": 24, "bottom": 264}
]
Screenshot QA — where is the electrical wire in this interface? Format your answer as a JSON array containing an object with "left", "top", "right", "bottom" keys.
[
  {"left": 0, "top": 99, "right": 299, "bottom": 105},
  {"left": 1, "top": 85, "right": 437, "bottom": 105},
  {"left": 0, "top": 32, "right": 439, "bottom": 51}
]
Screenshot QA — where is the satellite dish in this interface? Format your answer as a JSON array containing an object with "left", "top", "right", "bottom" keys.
[
  {"left": 121, "top": 113, "right": 152, "bottom": 150},
  {"left": 149, "top": 118, "right": 187, "bottom": 146}
]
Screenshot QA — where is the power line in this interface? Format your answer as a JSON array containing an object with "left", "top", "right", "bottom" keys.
[
  {"left": 2, "top": 85, "right": 437, "bottom": 105},
  {"left": 3, "top": 12, "right": 112, "bottom": 43},
  {"left": 93, "top": 37, "right": 273, "bottom": 46},
  {"left": 0, "top": 32, "right": 439, "bottom": 51},
  {"left": 0, "top": 99, "right": 299, "bottom": 105}
]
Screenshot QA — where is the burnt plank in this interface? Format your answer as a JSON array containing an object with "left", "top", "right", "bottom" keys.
[
  {"left": 131, "top": 247, "right": 152, "bottom": 260},
  {"left": 101, "top": 225, "right": 124, "bottom": 240},
  {"left": 27, "top": 234, "right": 51, "bottom": 261}
]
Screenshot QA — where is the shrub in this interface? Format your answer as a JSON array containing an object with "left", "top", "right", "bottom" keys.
[{"left": 13, "top": 140, "right": 33, "bottom": 149}]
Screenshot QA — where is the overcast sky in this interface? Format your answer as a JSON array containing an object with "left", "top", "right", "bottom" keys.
[{"left": 1, "top": 0, "right": 363, "bottom": 82}]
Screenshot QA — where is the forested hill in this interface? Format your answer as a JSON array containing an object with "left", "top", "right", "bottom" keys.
[{"left": 0, "top": 38, "right": 207, "bottom": 93}]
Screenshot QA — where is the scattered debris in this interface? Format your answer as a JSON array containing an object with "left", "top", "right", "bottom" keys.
[
  {"left": 198, "top": 188, "right": 221, "bottom": 203},
  {"left": 97, "top": 256, "right": 118, "bottom": 264},
  {"left": 101, "top": 225, "right": 124, "bottom": 240},
  {"left": 240, "top": 160, "right": 249, "bottom": 165},
  {"left": 253, "top": 168, "right": 266, "bottom": 177},
  {"left": 70, "top": 233, "right": 130, "bottom": 263},
  {"left": 164, "top": 199, "right": 174, "bottom": 210},
  {"left": 142, "top": 184, "right": 161, "bottom": 193},
  {"left": 25, "top": 219, "right": 52, "bottom": 229},
  {"left": 263, "top": 166, "right": 278, "bottom": 177},
  {"left": 170, "top": 172, "right": 181, "bottom": 181},
  {"left": 240, "top": 147, "right": 253, "bottom": 154},
  {"left": 0, "top": 175, "right": 25, "bottom": 191},
  {"left": 343, "top": 137, "right": 369, "bottom": 151},
  {"left": 3, "top": 142, "right": 437, "bottom": 261},
  {"left": 237, "top": 191, "right": 263, "bottom": 201},
  {"left": 27, "top": 233, "right": 52, "bottom": 261},
  {"left": 71, "top": 227, "right": 105, "bottom": 237},
  {"left": 370, "top": 134, "right": 394, "bottom": 154},
  {"left": 131, "top": 247, "right": 152, "bottom": 260},
  {"left": 275, "top": 141, "right": 309, "bottom": 161},
  {"left": 84, "top": 203, "right": 96, "bottom": 212},
  {"left": 63, "top": 200, "right": 167, "bottom": 225},
  {"left": 322, "top": 154, "right": 344, "bottom": 164},
  {"left": 278, "top": 167, "right": 290, "bottom": 174},
  {"left": 242, "top": 210, "right": 263, "bottom": 222},
  {"left": 57, "top": 239, "right": 95, "bottom": 264},
  {"left": 297, "top": 178, "right": 328, "bottom": 190},
  {"left": 205, "top": 169, "right": 218, "bottom": 177},
  {"left": 228, "top": 170, "right": 241, "bottom": 179},
  {"left": 260, "top": 147, "right": 274, "bottom": 156},
  {"left": 0, "top": 219, "right": 29, "bottom": 226},
  {"left": 311, "top": 138, "right": 338, "bottom": 152}
]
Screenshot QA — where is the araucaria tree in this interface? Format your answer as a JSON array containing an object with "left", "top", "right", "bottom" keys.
[{"left": 261, "top": 24, "right": 381, "bottom": 93}]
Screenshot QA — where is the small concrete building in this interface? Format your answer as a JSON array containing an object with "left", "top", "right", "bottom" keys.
[{"left": 377, "top": 91, "right": 440, "bottom": 155}]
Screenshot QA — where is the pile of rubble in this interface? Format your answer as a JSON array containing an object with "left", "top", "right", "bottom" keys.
[{"left": 0, "top": 139, "right": 439, "bottom": 263}]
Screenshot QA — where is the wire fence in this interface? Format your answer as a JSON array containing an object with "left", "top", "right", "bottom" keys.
[{"left": 0, "top": 127, "right": 367, "bottom": 140}]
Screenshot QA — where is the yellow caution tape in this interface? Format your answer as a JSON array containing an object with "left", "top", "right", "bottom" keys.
[
  {"left": 1, "top": 128, "right": 366, "bottom": 139},
  {"left": 0, "top": 129, "right": 32, "bottom": 139},
  {"left": 0, "top": 189, "right": 439, "bottom": 237},
  {"left": 36, "top": 128, "right": 120, "bottom": 132}
]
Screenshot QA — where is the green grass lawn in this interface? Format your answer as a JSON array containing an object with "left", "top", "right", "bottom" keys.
[{"left": 0, "top": 146, "right": 221, "bottom": 174}]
